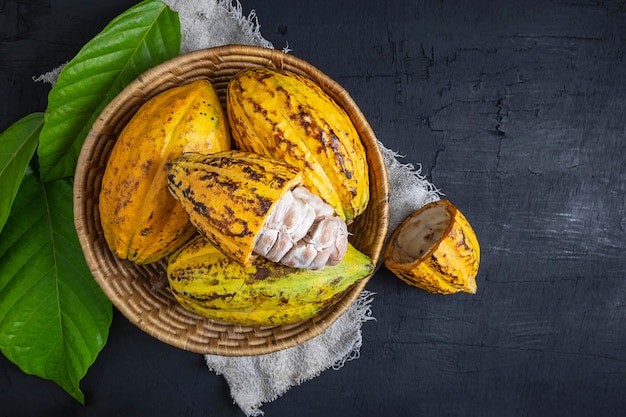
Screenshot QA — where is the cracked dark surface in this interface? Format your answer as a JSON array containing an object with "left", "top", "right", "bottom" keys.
[{"left": 2, "top": 0, "right": 626, "bottom": 416}]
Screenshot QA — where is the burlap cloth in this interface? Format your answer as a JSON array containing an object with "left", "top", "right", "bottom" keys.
[
  {"left": 40, "top": 1, "right": 441, "bottom": 415},
  {"left": 185, "top": 3, "right": 442, "bottom": 412}
]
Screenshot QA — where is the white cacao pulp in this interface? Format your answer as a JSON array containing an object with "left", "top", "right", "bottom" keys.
[{"left": 253, "top": 186, "right": 349, "bottom": 270}]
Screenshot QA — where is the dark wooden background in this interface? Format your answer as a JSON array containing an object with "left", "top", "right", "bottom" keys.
[{"left": 1, "top": 1, "right": 625, "bottom": 416}]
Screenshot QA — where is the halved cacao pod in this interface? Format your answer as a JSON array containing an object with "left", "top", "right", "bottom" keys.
[
  {"left": 167, "top": 150, "right": 349, "bottom": 269},
  {"left": 167, "top": 150, "right": 301, "bottom": 267},
  {"left": 99, "top": 79, "right": 231, "bottom": 264},
  {"left": 383, "top": 200, "right": 480, "bottom": 294}
]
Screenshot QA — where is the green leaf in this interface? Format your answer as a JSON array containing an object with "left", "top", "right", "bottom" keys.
[
  {"left": 0, "top": 112, "right": 43, "bottom": 234},
  {"left": 37, "top": 0, "right": 181, "bottom": 182},
  {"left": 0, "top": 168, "right": 112, "bottom": 403}
]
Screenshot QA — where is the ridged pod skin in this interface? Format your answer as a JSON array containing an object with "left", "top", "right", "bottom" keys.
[
  {"left": 167, "top": 235, "right": 374, "bottom": 326},
  {"left": 99, "top": 79, "right": 231, "bottom": 264},
  {"left": 383, "top": 200, "right": 480, "bottom": 294},
  {"left": 226, "top": 67, "right": 369, "bottom": 221},
  {"left": 167, "top": 150, "right": 303, "bottom": 267}
]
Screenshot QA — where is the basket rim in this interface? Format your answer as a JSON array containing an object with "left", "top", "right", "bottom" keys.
[{"left": 73, "top": 44, "right": 389, "bottom": 356}]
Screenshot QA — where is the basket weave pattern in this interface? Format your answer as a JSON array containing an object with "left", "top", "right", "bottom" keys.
[{"left": 73, "top": 45, "right": 389, "bottom": 356}]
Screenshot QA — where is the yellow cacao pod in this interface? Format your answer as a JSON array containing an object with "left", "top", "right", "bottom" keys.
[
  {"left": 226, "top": 67, "right": 369, "bottom": 221},
  {"left": 384, "top": 200, "right": 480, "bottom": 294},
  {"left": 168, "top": 150, "right": 352, "bottom": 269},
  {"left": 167, "top": 235, "right": 374, "bottom": 326},
  {"left": 99, "top": 79, "right": 231, "bottom": 264},
  {"left": 167, "top": 150, "right": 303, "bottom": 267}
]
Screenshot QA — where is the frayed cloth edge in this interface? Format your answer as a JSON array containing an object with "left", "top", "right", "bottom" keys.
[
  {"left": 205, "top": 290, "right": 376, "bottom": 417},
  {"left": 217, "top": 0, "right": 274, "bottom": 49}
]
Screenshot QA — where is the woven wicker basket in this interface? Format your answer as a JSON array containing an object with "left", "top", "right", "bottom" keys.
[{"left": 73, "top": 44, "right": 389, "bottom": 356}]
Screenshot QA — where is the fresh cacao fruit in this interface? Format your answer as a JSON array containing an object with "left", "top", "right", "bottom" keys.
[
  {"left": 167, "top": 150, "right": 349, "bottom": 269},
  {"left": 253, "top": 185, "right": 349, "bottom": 270},
  {"left": 166, "top": 235, "right": 374, "bottom": 326},
  {"left": 383, "top": 200, "right": 480, "bottom": 294},
  {"left": 226, "top": 67, "right": 369, "bottom": 222},
  {"left": 99, "top": 79, "right": 231, "bottom": 264}
]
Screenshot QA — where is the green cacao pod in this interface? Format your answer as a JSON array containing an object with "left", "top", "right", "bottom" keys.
[{"left": 166, "top": 235, "right": 374, "bottom": 326}]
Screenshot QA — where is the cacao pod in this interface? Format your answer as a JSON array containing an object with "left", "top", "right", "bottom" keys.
[
  {"left": 167, "top": 150, "right": 349, "bottom": 269},
  {"left": 99, "top": 79, "right": 231, "bottom": 264},
  {"left": 226, "top": 67, "right": 369, "bottom": 221},
  {"left": 384, "top": 200, "right": 480, "bottom": 294},
  {"left": 167, "top": 235, "right": 374, "bottom": 326}
]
